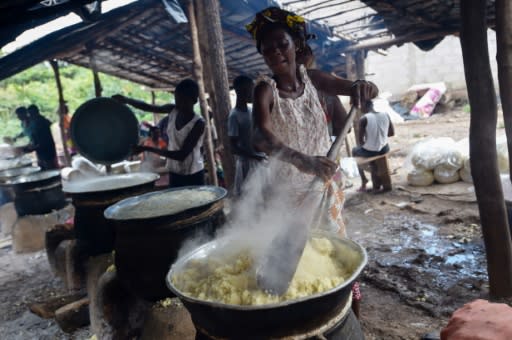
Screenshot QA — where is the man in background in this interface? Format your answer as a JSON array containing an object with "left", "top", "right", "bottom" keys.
[{"left": 228, "top": 75, "right": 266, "bottom": 196}]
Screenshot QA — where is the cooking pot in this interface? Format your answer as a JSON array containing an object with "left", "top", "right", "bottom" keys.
[
  {"left": 104, "top": 185, "right": 227, "bottom": 301},
  {"left": 13, "top": 182, "right": 67, "bottom": 216},
  {"left": 71, "top": 97, "right": 139, "bottom": 165},
  {"left": 63, "top": 172, "right": 159, "bottom": 256},
  {"left": 104, "top": 185, "right": 227, "bottom": 223},
  {"left": 2, "top": 170, "right": 61, "bottom": 191},
  {"left": 166, "top": 230, "right": 367, "bottom": 338},
  {"left": 0, "top": 166, "right": 41, "bottom": 182},
  {"left": 1, "top": 170, "right": 66, "bottom": 216}
]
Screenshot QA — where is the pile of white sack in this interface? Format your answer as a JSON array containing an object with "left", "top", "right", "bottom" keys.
[
  {"left": 407, "top": 137, "right": 468, "bottom": 186},
  {"left": 406, "top": 136, "right": 510, "bottom": 187}
]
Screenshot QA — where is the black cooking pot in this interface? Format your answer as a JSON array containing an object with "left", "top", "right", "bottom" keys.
[
  {"left": 14, "top": 182, "right": 67, "bottom": 216},
  {"left": 104, "top": 186, "right": 227, "bottom": 302},
  {"left": 63, "top": 173, "right": 160, "bottom": 257},
  {"left": 166, "top": 231, "right": 367, "bottom": 339},
  {"left": 2, "top": 170, "right": 66, "bottom": 216},
  {"left": 2, "top": 170, "right": 61, "bottom": 191}
]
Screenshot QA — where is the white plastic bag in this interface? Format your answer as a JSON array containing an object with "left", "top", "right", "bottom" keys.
[
  {"left": 408, "top": 137, "right": 460, "bottom": 171},
  {"left": 407, "top": 169, "right": 435, "bottom": 187},
  {"left": 434, "top": 165, "right": 460, "bottom": 184},
  {"left": 340, "top": 157, "right": 359, "bottom": 179}
]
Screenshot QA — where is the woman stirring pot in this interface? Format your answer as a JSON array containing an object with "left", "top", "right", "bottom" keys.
[{"left": 247, "top": 6, "right": 378, "bottom": 317}]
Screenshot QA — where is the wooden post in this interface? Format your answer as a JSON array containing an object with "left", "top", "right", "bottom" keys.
[
  {"left": 194, "top": 0, "right": 235, "bottom": 188},
  {"left": 90, "top": 53, "right": 103, "bottom": 98},
  {"left": 151, "top": 91, "right": 158, "bottom": 125},
  {"left": 346, "top": 52, "right": 365, "bottom": 145},
  {"left": 460, "top": 0, "right": 512, "bottom": 298},
  {"left": 496, "top": 0, "right": 512, "bottom": 182},
  {"left": 49, "top": 60, "right": 71, "bottom": 167},
  {"left": 187, "top": 0, "right": 218, "bottom": 186}
]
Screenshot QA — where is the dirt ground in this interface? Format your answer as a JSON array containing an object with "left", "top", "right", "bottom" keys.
[{"left": 0, "top": 109, "right": 506, "bottom": 339}]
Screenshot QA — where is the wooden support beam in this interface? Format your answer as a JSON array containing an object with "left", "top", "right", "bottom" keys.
[
  {"left": 345, "top": 51, "right": 365, "bottom": 145},
  {"left": 49, "top": 60, "right": 71, "bottom": 167},
  {"left": 89, "top": 52, "right": 103, "bottom": 98},
  {"left": 187, "top": 0, "right": 217, "bottom": 186},
  {"left": 367, "top": 0, "right": 441, "bottom": 28},
  {"left": 496, "top": 0, "right": 512, "bottom": 182},
  {"left": 460, "top": 0, "right": 512, "bottom": 298},
  {"left": 299, "top": 0, "right": 353, "bottom": 16},
  {"left": 195, "top": 0, "right": 235, "bottom": 188},
  {"left": 314, "top": 5, "right": 368, "bottom": 22},
  {"left": 344, "top": 29, "right": 456, "bottom": 52}
]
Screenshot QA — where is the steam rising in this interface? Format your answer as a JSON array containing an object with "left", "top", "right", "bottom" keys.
[{"left": 176, "top": 157, "right": 324, "bottom": 275}]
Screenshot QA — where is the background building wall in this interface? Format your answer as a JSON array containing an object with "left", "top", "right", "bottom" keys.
[{"left": 365, "top": 30, "right": 498, "bottom": 98}]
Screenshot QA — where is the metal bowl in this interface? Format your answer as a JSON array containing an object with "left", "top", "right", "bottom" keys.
[
  {"left": 71, "top": 97, "right": 139, "bottom": 165},
  {"left": 166, "top": 230, "right": 367, "bottom": 338}
]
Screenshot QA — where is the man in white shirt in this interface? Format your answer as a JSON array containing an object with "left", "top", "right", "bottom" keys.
[{"left": 352, "top": 100, "right": 394, "bottom": 192}]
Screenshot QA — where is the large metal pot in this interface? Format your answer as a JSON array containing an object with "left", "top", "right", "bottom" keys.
[
  {"left": 166, "top": 231, "right": 367, "bottom": 339},
  {"left": 104, "top": 186, "right": 227, "bottom": 302},
  {"left": 62, "top": 172, "right": 159, "bottom": 256},
  {"left": 2, "top": 170, "right": 61, "bottom": 191},
  {"left": 2, "top": 170, "right": 66, "bottom": 216}
]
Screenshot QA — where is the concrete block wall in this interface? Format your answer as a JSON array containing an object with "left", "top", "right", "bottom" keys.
[{"left": 365, "top": 30, "right": 498, "bottom": 98}]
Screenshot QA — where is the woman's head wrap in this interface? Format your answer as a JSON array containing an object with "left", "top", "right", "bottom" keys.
[{"left": 246, "top": 7, "right": 314, "bottom": 53}]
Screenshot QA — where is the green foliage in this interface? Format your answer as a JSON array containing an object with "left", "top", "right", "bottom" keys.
[{"left": 0, "top": 61, "right": 173, "bottom": 139}]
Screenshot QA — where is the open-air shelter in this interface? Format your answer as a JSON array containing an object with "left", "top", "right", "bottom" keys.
[{"left": 1, "top": 0, "right": 511, "bottom": 300}]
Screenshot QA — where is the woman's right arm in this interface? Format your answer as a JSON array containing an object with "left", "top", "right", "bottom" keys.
[
  {"left": 112, "top": 94, "right": 174, "bottom": 113},
  {"left": 252, "top": 82, "right": 336, "bottom": 181}
]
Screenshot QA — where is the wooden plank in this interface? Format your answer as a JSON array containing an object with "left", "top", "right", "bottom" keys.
[
  {"left": 55, "top": 297, "right": 90, "bottom": 333},
  {"left": 29, "top": 292, "right": 86, "bottom": 319}
]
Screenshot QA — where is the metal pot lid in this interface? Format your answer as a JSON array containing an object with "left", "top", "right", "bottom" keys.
[
  {"left": 104, "top": 185, "right": 227, "bottom": 221},
  {"left": 3, "top": 169, "right": 61, "bottom": 186},
  {"left": 166, "top": 230, "right": 367, "bottom": 310},
  {"left": 0, "top": 166, "right": 41, "bottom": 181},
  {"left": 71, "top": 97, "right": 139, "bottom": 165},
  {"left": 0, "top": 157, "right": 33, "bottom": 171},
  {"left": 62, "top": 172, "right": 159, "bottom": 194},
  {"left": 0, "top": 144, "right": 27, "bottom": 159}
]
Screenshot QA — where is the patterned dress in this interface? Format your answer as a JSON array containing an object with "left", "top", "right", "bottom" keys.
[{"left": 257, "top": 65, "right": 346, "bottom": 236}]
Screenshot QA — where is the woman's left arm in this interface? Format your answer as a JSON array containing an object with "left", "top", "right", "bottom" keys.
[{"left": 307, "top": 69, "right": 378, "bottom": 107}]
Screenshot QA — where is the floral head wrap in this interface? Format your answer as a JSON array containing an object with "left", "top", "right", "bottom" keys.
[{"left": 245, "top": 7, "right": 314, "bottom": 53}]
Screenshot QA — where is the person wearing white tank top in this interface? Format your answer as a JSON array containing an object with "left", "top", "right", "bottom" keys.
[
  {"left": 113, "top": 79, "right": 206, "bottom": 187},
  {"left": 352, "top": 100, "right": 395, "bottom": 192}
]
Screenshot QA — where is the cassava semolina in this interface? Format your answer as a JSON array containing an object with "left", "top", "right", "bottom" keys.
[{"left": 172, "top": 237, "right": 352, "bottom": 305}]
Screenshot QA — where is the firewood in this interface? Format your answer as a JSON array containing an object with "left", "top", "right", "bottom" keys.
[
  {"left": 29, "top": 292, "right": 86, "bottom": 319},
  {"left": 55, "top": 297, "right": 90, "bottom": 333}
]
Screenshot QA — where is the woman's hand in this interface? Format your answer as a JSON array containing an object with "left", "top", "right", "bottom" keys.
[
  {"left": 351, "top": 80, "right": 378, "bottom": 108},
  {"left": 294, "top": 154, "right": 337, "bottom": 181}
]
